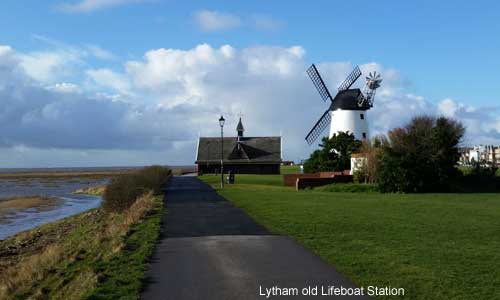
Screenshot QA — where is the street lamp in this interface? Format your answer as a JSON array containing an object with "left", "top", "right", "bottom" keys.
[{"left": 219, "top": 115, "right": 225, "bottom": 189}]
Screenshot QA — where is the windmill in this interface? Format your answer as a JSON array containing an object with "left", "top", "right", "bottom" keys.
[{"left": 305, "top": 64, "right": 382, "bottom": 145}]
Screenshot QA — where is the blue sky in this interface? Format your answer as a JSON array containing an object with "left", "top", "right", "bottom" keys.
[
  {"left": 2, "top": 0, "right": 498, "bottom": 104},
  {"left": 0, "top": 0, "right": 499, "bottom": 167}
]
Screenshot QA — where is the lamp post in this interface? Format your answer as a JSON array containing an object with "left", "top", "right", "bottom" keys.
[{"left": 219, "top": 115, "right": 225, "bottom": 189}]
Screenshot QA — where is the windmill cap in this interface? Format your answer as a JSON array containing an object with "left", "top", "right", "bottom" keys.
[{"left": 331, "top": 89, "right": 371, "bottom": 110}]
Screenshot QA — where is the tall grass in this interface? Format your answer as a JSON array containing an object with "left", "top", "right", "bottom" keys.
[{"left": 102, "top": 166, "right": 171, "bottom": 212}]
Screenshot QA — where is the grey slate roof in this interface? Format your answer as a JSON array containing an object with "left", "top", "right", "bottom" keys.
[{"left": 196, "top": 136, "right": 281, "bottom": 164}]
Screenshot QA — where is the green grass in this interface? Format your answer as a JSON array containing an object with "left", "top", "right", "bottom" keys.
[
  {"left": 199, "top": 165, "right": 302, "bottom": 186},
  {"left": 84, "top": 196, "right": 163, "bottom": 300},
  {"left": 314, "top": 183, "right": 378, "bottom": 193},
  {"left": 200, "top": 176, "right": 500, "bottom": 300},
  {"left": 200, "top": 174, "right": 284, "bottom": 187},
  {"left": 280, "top": 165, "right": 301, "bottom": 174}
]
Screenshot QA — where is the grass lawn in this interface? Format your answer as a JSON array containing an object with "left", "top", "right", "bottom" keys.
[
  {"left": 202, "top": 173, "right": 284, "bottom": 187},
  {"left": 200, "top": 174, "right": 500, "bottom": 300},
  {"left": 280, "top": 165, "right": 302, "bottom": 174}
]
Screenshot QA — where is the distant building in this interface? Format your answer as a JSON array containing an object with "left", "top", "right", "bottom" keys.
[
  {"left": 459, "top": 145, "right": 500, "bottom": 165},
  {"left": 195, "top": 118, "right": 282, "bottom": 174}
]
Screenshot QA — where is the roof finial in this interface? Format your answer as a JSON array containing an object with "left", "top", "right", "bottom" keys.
[{"left": 236, "top": 114, "right": 245, "bottom": 137}]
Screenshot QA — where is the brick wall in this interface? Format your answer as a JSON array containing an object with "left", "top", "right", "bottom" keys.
[
  {"left": 283, "top": 171, "right": 352, "bottom": 186},
  {"left": 283, "top": 173, "right": 320, "bottom": 186}
]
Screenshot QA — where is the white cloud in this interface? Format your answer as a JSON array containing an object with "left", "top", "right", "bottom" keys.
[
  {"left": 47, "top": 83, "right": 81, "bottom": 94},
  {"left": 86, "top": 68, "right": 132, "bottom": 95},
  {"left": 438, "top": 98, "right": 458, "bottom": 117},
  {"left": 86, "top": 45, "right": 117, "bottom": 60},
  {"left": 57, "top": 0, "right": 146, "bottom": 13},
  {"left": 18, "top": 51, "right": 83, "bottom": 82},
  {"left": 1, "top": 42, "right": 499, "bottom": 167},
  {"left": 193, "top": 10, "right": 242, "bottom": 32},
  {"left": 250, "top": 14, "right": 285, "bottom": 31},
  {"left": 16, "top": 37, "right": 117, "bottom": 83},
  {"left": 193, "top": 10, "right": 285, "bottom": 33}
]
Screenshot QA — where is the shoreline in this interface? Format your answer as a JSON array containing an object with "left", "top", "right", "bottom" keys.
[{"left": 0, "top": 165, "right": 196, "bottom": 179}]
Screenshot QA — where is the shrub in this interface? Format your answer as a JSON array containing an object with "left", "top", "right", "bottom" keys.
[
  {"left": 102, "top": 166, "right": 171, "bottom": 213},
  {"left": 352, "top": 169, "right": 365, "bottom": 184},
  {"left": 377, "top": 116, "right": 464, "bottom": 193}
]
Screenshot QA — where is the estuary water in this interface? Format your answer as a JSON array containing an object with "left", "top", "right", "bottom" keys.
[{"left": 0, "top": 177, "right": 108, "bottom": 240}]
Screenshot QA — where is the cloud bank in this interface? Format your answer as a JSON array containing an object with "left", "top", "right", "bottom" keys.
[{"left": 0, "top": 42, "right": 498, "bottom": 167}]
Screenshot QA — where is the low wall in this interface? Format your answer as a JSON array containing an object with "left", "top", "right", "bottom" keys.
[
  {"left": 283, "top": 171, "right": 352, "bottom": 187},
  {"left": 283, "top": 173, "right": 320, "bottom": 186},
  {"left": 296, "top": 175, "right": 354, "bottom": 190}
]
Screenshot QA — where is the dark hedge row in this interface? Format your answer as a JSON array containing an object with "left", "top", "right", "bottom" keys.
[{"left": 102, "top": 166, "right": 171, "bottom": 212}]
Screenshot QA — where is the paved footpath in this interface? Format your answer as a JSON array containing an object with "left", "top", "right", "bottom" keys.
[{"left": 141, "top": 176, "right": 369, "bottom": 300}]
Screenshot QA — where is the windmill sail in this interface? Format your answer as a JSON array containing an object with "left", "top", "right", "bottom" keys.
[
  {"left": 338, "top": 66, "right": 361, "bottom": 92},
  {"left": 307, "top": 64, "right": 333, "bottom": 102},
  {"left": 305, "top": 109, "right": 332, "bottom": 145}
]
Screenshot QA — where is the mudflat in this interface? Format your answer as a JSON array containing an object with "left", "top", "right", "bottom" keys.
[{"left": 0, "top": 196, "right": 62, "bottom": 221}]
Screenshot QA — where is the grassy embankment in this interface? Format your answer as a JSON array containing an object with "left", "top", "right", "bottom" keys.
[
  {"left": 200, "top": 172, "right": 500, "bottom": 300},
  {"left": 0, "top": 166, "right": 170, "bottom": 300}
]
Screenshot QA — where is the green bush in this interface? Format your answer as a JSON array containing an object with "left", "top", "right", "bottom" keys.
[
  {"left": 314, "top": 183, "right": 378, "bottom": 193},
  {"left": 377, "top": 116, "right": 464, "bottom": 193},
  {"left": 304, "top": 132, "right": 361, "bottom": 173},
  {"left": 352, "top": 169, "right": 365, "bottom": 183},
  {"left": 102, "top": 166, "right": 171, "bottom": 212},
  {"left": 458, "top": 166, "right": 473, "bottom": 176}
]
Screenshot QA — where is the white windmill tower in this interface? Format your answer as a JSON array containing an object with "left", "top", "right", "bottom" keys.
[{"left": 304, "top": 64, "right": 383, "bottom": 145}]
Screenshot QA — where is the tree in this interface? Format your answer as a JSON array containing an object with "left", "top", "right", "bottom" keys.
[
  {"left": 377, "top": 116, "right": 465, "bottom": 193},
  {"left": 356, "top": 137, "right": 383, "bottom": 183},
  {"left": 303, "top": 132, "right": 362, "bottom": 173}
]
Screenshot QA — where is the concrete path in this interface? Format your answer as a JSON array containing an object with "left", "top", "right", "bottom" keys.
[{"left": 141, "top": 176, "right": 368, "bottom": 300}]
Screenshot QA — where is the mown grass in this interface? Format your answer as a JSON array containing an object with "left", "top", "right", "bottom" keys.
[
  {"left": 200, "top": 175, "right": 500, "bottom": 300},
  {"left": 280, "top": 165, "right": 301, "bottom": 174},
  {"left": 201, "top": 173, "right": 284, "bottom": 187},
  {"left": 314, "top": 183, "right": 378, "bottom": 193}
]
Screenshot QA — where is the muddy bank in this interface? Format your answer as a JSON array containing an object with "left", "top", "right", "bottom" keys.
[
  {"left": 0, "top": 196, "right": 63, "bottom": 223},
  {"left": 0, "top": 177, "right": 107, "bottom": 240}
]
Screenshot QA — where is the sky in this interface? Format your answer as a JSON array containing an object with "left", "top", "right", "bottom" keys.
[{"left": 0, "top": 0, "right": 499, "bottom": 167}]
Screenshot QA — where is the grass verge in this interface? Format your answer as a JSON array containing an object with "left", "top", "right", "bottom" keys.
[{"left": 200, "top": 175, "right": 500, "bottom": 300}]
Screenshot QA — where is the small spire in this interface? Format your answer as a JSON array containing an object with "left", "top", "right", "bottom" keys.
[{"left": 236, "top": 117, "right": 244, "bottom": 137}]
